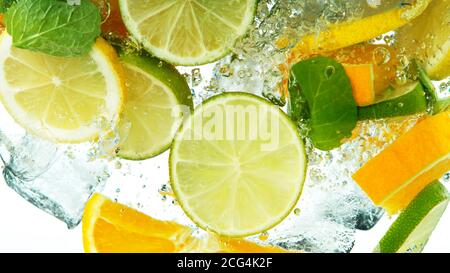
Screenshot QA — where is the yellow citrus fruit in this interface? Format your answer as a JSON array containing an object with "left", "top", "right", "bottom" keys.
[
  {"left": 0, "top": 33, "right": 124, "bottom": 143},
  {"left": 289, "top": 0, "right": 431, "bottom": 56},
  {"left": 353, "top": 111, "right": 450, "bottom": 214},
  {"left": 82, "top": 193, "right": 287, "bottom": 253},
  {"left": 119, "top": 0, "right": 257, "bottom": 65},
  {"left": 396, "top": 0, "right": 450, "bottom": 80}
]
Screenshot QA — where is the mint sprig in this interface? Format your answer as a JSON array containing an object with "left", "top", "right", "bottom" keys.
[
  {"left": 289, "top": 56, "right": 357, "bottom": 151},
  {"left": 5, "top": 0, "right": 101, "bottom": 57}
]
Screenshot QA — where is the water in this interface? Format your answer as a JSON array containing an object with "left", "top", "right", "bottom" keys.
[
  {"left": 0, "top": 0, "right": 449, "bottom": 252},
  {"left": 0, "top": 103, "right": 109, "bottom": 228}
]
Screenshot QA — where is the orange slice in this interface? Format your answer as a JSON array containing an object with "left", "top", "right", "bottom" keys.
[
  {"left": 92, "top": 0, "right": 128, "bottom": 38},
  {"left": 83, "top": 193, "right": 287, "bottom": 253},
  {"left": 343, "top": 64, "right": 375, "bottom": 106},
  {"left": 353, "top": 111, "right": 450, "bottom": 214}
]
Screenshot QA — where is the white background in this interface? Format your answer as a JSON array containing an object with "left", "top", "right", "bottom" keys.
[{"left": 0, "top": 175, "right": 449, "bottom": 253}]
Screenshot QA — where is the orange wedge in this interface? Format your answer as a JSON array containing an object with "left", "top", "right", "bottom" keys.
[
  {"left": 353, "top": 111, "right": 450, "bottom": 214},
  {"left": 343, "top": 64, "right": 375, "bottom": 106},
  {"left": 83, "top": 193, "right": 287, "bottom": 253}
]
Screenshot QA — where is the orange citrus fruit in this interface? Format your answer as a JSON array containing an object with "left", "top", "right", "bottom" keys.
[
  {"left": 343, "top": 64, "right": 375, "bottom": 106},
  {"left": 83, "top": 193, "right": 287, "bottom": 253},
  {"left": 92, "top": 0, "right": 128, "bottom": 38},
  {"left": 353, "top": 111, "right": 450, "bottom": 214}
]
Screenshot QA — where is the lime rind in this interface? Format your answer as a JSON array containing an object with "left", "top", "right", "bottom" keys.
[
  {"left": 357, "top": 82, "right": 428, "bottom": 120},
  {"left": 375, "top": 181, "right": 450, "bottom": 253},
  {"left": 119, "top": 0, "right": 257, "bottom": 66},
  {"left": 117, "top": 52, "right": 193, "bottom": 160},
  {"left": 170, "top": 92, "right": 307, "bottom": 237}
]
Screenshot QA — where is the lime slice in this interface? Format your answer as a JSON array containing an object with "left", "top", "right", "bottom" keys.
[
  {"left": 0, "top": 33, "right": 124, "bottom": 143},
  {"left": 119, "top": 0, "right": 257, "bottom": 65},
  {"left": 170, "top": 93, "right": 307, "bottom": 237},
  {"left": 117, "top": 53, "right": 193, "bottom": 160},
  {"left": 375, "top": 181, "right": 450, "bottom": 253},
  {"left": 357, "top": 82, "right": 428, "bottom": 120}
]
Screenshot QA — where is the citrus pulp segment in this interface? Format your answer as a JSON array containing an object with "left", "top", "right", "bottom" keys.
[
  {"left": 0, "top": 33, "right": 124, "bottom": 143},
  {"left": 117, "top": 53, "right": 193, "bottom": 160},
  {"left": 119, "top": 0, "right": 257, "bottom": 65},
  {"left": 170, "top": 93, "right": 307, "bottom": 237}
]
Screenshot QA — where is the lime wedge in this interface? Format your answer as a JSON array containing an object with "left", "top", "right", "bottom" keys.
[
  {"left": 357, "top": 82, "right": 428, "bottom": 120},
  {"left": 375, "top": 181, "right": 450, "bottom": 253},
  {"left": 117, "top": 53, "right": 193, "bottom": 160},
  {"left": 170, "top": 93, "right": 307, "bottom": 237},
  {"left": 119, "top": 0, "right": 257, "bottom": 65}
]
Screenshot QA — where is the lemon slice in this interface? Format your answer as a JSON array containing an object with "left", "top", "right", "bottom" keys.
[
  {"left": 170, "top": 93, "right": 307, "bottom": 237},
  {"left": 285, "top": 0, "right": 431, "bottom": 56},
  {"left": 119, "top": 0, "right": 257, "bottom": 65},
  {"left": 117, "top": 53, "right": 193, "bottom": 160},
  {"left": 0, "top": 33, "right": 124, "bottom": 143},
  {"left": 375, "top": 181, "right": 449, "bottom": 253},
  {"left": 396, "top": 0, "right": 450, "bottom": 80}
]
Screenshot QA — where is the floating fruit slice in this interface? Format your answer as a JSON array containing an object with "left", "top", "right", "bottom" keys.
[
  {"left": 170, "top": 93, "right": 307, "bottom": 237},
  {"left": 0, "top": 33, "right": 124, "bottom": 143},
  {"left": 396, "top": 0, "right": 450, "bottom": 80},
  {"left": 357, "top": 82, "right": 428, "bottom": 120},
  {"left": 375, "top": 181, "right": 449, "bottom": 253},
  {"left": 92, "top": 0, "right": 129, "bottom": 38},
  {"left": 283, "top": 44, "right": 401, "bottom": 103},
  {"left": 117, "top": 53, "right": 193, "bottom": 160},
  {"left": 344, "top": 64, "right": 375, "bottom": 106},
  {"left": 83, "top": 193, "right": 286, "bottom": 253},
  {"left": 353, "top": 111, "right": 450, "bottom": 214},
  {"left": 119, "top": 0, "right": 257, "bottom": 65},
  {"left": 289, "top": 0, "right": 431, "bottom": 56}
]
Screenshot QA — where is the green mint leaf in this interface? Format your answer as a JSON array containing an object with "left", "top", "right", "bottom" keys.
[
  {"left": 0, "top": 0, "right": 16, "bottom": 12},
  {"left": 289, "top": 56, "right": 357, "bottom": 151},
  {"left": 5, "top": 0, "right": 101, "bottom": 56}
]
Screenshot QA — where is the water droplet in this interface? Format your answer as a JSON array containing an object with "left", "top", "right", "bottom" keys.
[
  {"left": 373, "top": 47, "right": 391, "bottom": 65},
  {"left": 191, "top": 68, "right": 202, "bottom": 87},
  {"left": 259, "top": 232, "right": 269, "bottom": 241},
  {"left": 114, "top": 161, "right": 122, "bottom": 169},
  {"left": 324, "top": 66, "right": 335, "bottom": 79},
  {"left": 219, "top": 65, "right": 232, "bottom": 77},
  {"left": 294, "top": 208, "right": 301, "bottom": 216}
]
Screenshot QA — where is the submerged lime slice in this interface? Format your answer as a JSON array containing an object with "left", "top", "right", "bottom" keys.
[
  {"left": 170, "top": 93, "right": 307, "bottom": 237},
  {"left": 357, "top": 82, "right": 428, "bottom": 120},
  {"left": 119, "top": 0, "right": 257, "bottom": 65},
  {"left": 375, "top": 181, "right": 449, "bottom": 253},
  {"left": 117, "top": 53, "right": 193, "bottom": 160}
]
